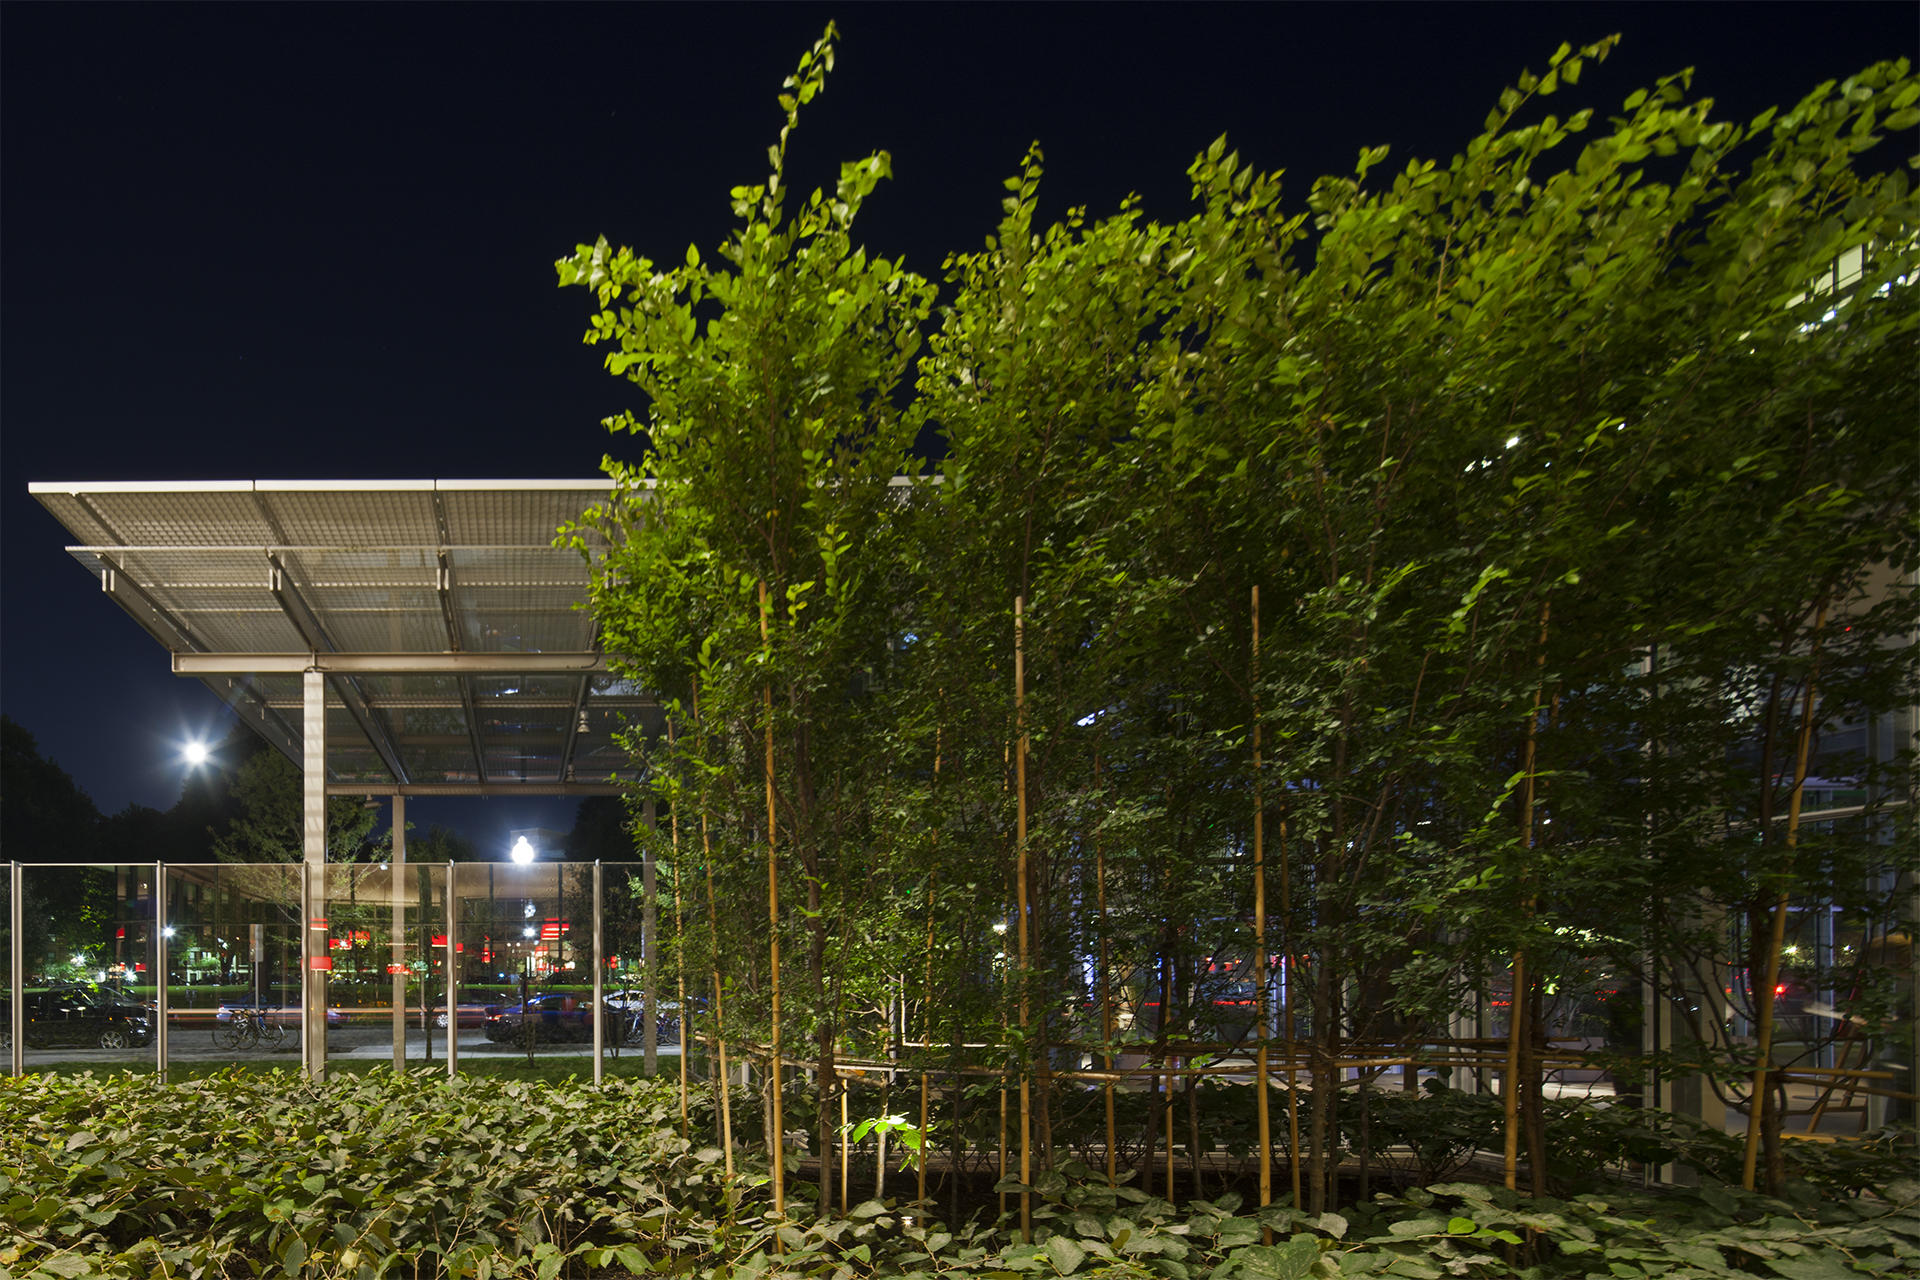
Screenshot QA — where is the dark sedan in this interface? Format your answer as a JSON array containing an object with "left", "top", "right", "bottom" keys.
[
  {"left": 484, "top": 993, "right": 609, "bottom": 1045},
  {"left": 1, "top": 985, "right": 154, "bottom": 1050}
]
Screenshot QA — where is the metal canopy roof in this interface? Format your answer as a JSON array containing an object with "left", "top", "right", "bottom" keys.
[{"left": 30, "top": 479, "right": 658, "bottom": 795}]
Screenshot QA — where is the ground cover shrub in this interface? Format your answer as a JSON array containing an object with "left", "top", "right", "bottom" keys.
[{"left": 1, "top": 1071, "right": 1914, "bottom": 1279}]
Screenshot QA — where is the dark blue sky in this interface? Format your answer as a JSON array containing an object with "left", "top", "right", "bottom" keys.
[{"left": 4, "top": 3, "right": 1914, "bottom": 845}]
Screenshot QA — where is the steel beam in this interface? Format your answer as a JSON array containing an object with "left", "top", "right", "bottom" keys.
[
  {"left": 557, "top": 675, "right": 591, "bottom": 783},
  {"left": 175, "top": 652, "right": 612, "bottom": 675},
  {"left": 433, "top": 547, "right": 493, "bottom": 789},
  {"left": 327, "top": 781, "right": 631, "bottom": 797},
  {"left": 269, "top": 556, "right": 413, "bottom": 787}
]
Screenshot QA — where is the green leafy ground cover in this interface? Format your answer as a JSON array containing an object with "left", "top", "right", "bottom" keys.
[{"left": 2, "top": 1072, "right": 1914, "bottom": 1280}]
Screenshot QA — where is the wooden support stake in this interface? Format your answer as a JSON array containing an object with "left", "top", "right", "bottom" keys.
[
  {"left": 1014, "top": 594, "right": 1033, "bottom": 1242},
  {"left": 760, "top": 581, "right": 785, "bottom": 1217},
  {"left": 920, "top": 725, "right": 941, "bottom": 1207},
  {"left": 668, "top": 719, "right": 689, "bottom": 1137},
  {"left": 1252, "top": 586, "right": 1273, "bottom": 1230},
  {"left": 1096, "top": 752, "right": 1117, "bottom": 1188},
  {"left": 693, "top": 678, "right": 734, "bottom": 1181},
  {"left": 1280, "top": 817, "right": 1302, "bottom": 1208}
]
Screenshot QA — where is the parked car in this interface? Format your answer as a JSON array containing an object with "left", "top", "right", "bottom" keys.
[
  {"left": 0, "top": 984, "right": 154, "bottom": 1050},
  {"left": 216, "top": 1002, "right": 347, "bottom": 1030},
  {"left": 411, "top": 1003, "right": 490, "bottom": 1029},
  {"left": 485, "top": 993, "right": 606, "bottom": 1045}
]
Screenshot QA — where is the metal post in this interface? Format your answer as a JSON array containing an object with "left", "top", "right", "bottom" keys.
[
  {"left": 445, "top": 862, "right": 458, "bottom": 1078},
  {"left": 593, "top": 861, "right": 605, "bottom": 1085},
  {"left": 10, "top": 862, "right": 25, "bottom": 1077},
  {"left": 155, "top": 862, "right": 170, "bottom": 1076},
  {"left": 391, "top": 796, "right": 406, "bottom": 1072},
  {"left": 302, "top": 667, "right": 328, "bottom": 1081}
]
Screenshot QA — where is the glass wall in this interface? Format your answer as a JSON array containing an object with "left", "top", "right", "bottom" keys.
[
  {"left": 9, "top": 864, "right": 159, "bottom": 1073},
  {"left": 5, "top": 859, "right": 682, "bottom": 1082}
]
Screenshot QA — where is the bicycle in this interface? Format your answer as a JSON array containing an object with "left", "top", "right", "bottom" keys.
[{"left": 213, "top": 1008, "right": 289, "bottom": 1052}]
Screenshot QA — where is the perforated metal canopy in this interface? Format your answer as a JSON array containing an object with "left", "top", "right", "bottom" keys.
[{"left": 30, "top": 479, "right": 658, "bottom": 795}]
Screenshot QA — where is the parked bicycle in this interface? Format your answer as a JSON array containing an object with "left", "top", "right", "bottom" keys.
[{"left": 212, "top": 1007, "right": 288, "bottom": 1052}]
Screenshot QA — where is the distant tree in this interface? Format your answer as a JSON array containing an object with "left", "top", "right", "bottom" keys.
[
  {"left": 407, "top": 824, "right": 478, "bottom": 863},
  {"left": 1, "top": 716, "right": 101, "bottom": 863},
  {"left": 565, "top": 796, "right": 636, "bottom": 863},
  {"left": 209, "top": 750, "right": 385, "bottom": 863}
]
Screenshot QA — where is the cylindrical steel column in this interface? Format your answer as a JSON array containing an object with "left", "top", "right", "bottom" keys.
[
  {"left": 391, "top": 796, "right": 406, "bottom": 1071},
  {"left": 155, "top": 862, "right": 170, "bottom": 1075},
  {"left": 302, "top": 667, "right": 329, "bottom": 1081},
  {"left": 593, "top": 861, "right": 605, "bottom": 1086},
  {"left": 445, "top": 862, "right": 458, "bottom": 1078},
  {"left": 10, "top": 863, "right": 24, "bottom": 1077}
]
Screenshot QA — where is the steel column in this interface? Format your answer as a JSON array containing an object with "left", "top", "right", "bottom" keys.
[
  {"left": 9, "top": 863, "right": 23, "bottom": 1077},
  {"left": 445, "top": 863, "right": 458, "bottom": 1078},
  {"left": 302, "top": 667, "right": 328, "bottom": 1080},
  {"left": 391, "top": 797, "right": 406, "bottom": 1071},
  {"left": 592, "top": 861, "right": 605, "bottom": 1086},
  {"left": 155, "top": 863, "right": 169, "bottom": 1076}
]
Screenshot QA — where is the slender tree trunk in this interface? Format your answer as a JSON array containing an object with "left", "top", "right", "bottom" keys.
[
  {"left": 1743, "top": 602, "right": 1829, "bottom": 1193},
  {"left": 1506, "top": 599, "right": 1551, "bottom": 1194}
]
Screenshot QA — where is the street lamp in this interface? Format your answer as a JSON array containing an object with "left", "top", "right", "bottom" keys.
[
  {"left": 182, "top": 740, "right": 209, "bottom": 767},
  {"left": 510, "top": 836, "right": 535, "bottom": 865}
]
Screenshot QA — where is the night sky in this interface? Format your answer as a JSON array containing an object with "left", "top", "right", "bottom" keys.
[{"left": 4, "top": 3, "right": 1914, "bottom": 848}]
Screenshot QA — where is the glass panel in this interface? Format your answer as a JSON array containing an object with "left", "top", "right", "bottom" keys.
[
  {"left": 15, "top": 864, "right": 159, "bottom": 1075},
  {"left": 320, "top": 863, "right": 434, "bottom": 1070},
  {"left": 2, "top": 867, "right": 12, "bottom": 1071},
  {"left": 453, "top": 862, "right": 600, "bottom": 1073},
  {"left": 163, "top": 864, "right": 303, "bottom": 1073}
]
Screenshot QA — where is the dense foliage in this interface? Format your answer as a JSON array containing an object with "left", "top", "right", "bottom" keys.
[
  {"left": 3, "top": 1070, "right": 1917, "bottom": 1280},
  {"left": 556, "top": 25, "right": 1918, "bottom": 1209}
]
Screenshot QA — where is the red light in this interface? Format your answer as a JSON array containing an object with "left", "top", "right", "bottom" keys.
[{"left": 1774, "top": 984, "right": 1787, "bottom": 996}]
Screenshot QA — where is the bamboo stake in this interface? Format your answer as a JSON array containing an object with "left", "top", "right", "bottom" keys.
[
  {"left": 1014, "top": 594, "right": 1032, "bottom": 1242},
  {"left": 759, "top": 581, "right": 785, "bottom": 1217},
  {"left": 704, "top": 808, "right": 734, "bottom": 1177},
  {"left": 667, "top": 720, "right": 689, "bottom": 1138},
  {"left": 1252, "top": 586, "right": 1272, "bottom": 1229},
  {"left": 1279, "top": 817, "right": 1301, "bottom": 1208},
  {"left": 1501, "top": 952, "right": 1527, "bottom": 1192},
  {"left": 1095, "top": 752, "right": 1117, "bottom": 1189},
  {"left": 919, "top": 726, "right": 942, "bottom": 1207},
  {"left": 1743, "top": 602, "right": 1828, "bottom": 1191},
  {"left": 693, "top": 678, "right": 734, "bottom": 1181}
]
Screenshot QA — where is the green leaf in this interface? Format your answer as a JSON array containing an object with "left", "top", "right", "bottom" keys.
[{"left": 1047, "top": 1235, "right": 1088, "bottom": 1275}]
